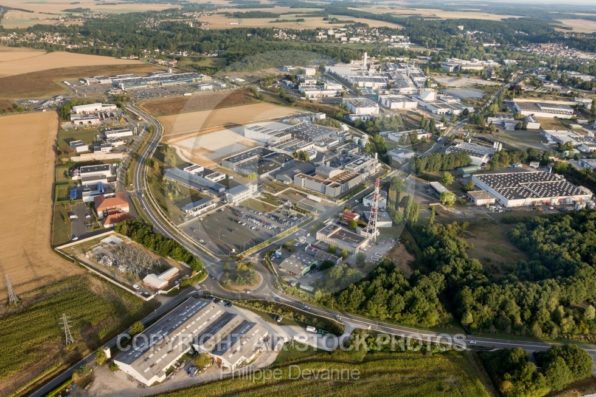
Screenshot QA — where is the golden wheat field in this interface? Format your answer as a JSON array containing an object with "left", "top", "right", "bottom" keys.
[{"left": 0, "top": 112, "right": 81, "bottom": 300}]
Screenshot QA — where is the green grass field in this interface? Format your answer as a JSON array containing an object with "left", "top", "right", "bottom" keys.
[
  {"left": 56, "top": 128, "right": 99, "bottom": 152},
  {"left": 241, "top": 198, "right": 277, "bottom": 213},
  {"left": 51, "top": 201, "right": 72, "bottom": 246},
  {"left": 55, "top": 164, "right": 70, "bottom": 184},
  {"left": 160, "top": 343, "right": 493, "bottom": 397},
  {"left": 465, "top": 221, "right": 528, "bottom": 277},
  {"left": 0, "top": 275, "right": 157, "bottom": 395}
]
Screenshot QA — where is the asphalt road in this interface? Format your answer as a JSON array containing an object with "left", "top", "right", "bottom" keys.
[
  {"left": 31, "top": 89, "right": 595, "bottom": 395},
  {"left": 126, "top": 104, "right": 596, "bottom": 361}
]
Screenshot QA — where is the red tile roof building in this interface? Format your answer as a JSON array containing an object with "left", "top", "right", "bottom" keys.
[{"left": 94, "top": 192, "right": 130, "bottom": 227}]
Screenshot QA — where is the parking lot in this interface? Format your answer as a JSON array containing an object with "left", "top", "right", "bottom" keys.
[
  {"left": 69, "top": 79, "right": 228, "bottom": 101},
  {"left": 182, "top": 204, "right": 307, "bottom": 255},
  {"left": 70, "top": 202, "right": 97, "bottom": 239}
]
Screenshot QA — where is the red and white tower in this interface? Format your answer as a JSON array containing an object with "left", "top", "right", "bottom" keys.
[{"left": 364, "top": 178, "right": 381, "bottom": 242}]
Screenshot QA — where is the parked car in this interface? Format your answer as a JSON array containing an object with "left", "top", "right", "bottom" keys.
[{"left": 186, "top": 366, "right": 198, "bottom": 377}]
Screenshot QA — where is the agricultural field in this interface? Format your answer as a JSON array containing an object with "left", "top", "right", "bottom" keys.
[
  {"left": 160, "top": 102, "right": 297, "bottom": 166},
  {"left": 0, "top": 275, "right": 157, "bottom": 396},
  {"left": 140, "top": 88, "right": 258, "bottom": 117},
  {"left": 360, "top": 5, "right": 520, "bottom": 21},
  {"left": 0, "top": 47, "right": 141, "bottom": 78},
  {"left": 557, "top": 18, "right": 596, "bottom": 33},
  {"left": 198, "top": 13, "right": 401, "bottom": 29},
  {"left": 0, "top": 112, "right": 80, "bottom": 299},
  {"left": 161, "top": 343, "right": 492, "bottom": 397},
  {"left": 0, "top": 61, "right": 157, "bottom": 99},
  {"left": 0, "top": 0, "right": 179, "bottom": 29},
  {"left": 160, "top": 102, "right": 297, "bottom": 140}
]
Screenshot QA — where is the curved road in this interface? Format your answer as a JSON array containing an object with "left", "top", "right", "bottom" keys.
[
  {"left": 31, "top": 98, "right": 595, "bottom": 396},
  {"left": 126, "top": 104, "right": 596, "bottom": 360}
]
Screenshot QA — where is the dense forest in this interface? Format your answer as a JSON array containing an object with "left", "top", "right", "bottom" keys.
[
  {"left": 318, "top": 211, "right": 596, "bottom": 342},
  {"left": 509, "top": 212, "right": 596, "bottom": 280},
  {"left": 481, "top": 345, "right": 593, "bottom": 397}
]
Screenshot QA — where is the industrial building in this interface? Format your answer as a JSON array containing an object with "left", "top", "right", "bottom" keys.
[
  {"left": 192, "top": 314, "right": 268, "bottom": 371},
  {"left": 328, "top": 153, "right": 378, "bottom": 175},
  {"left": 221, "top": 147, "right": 293, "bottom": 177},
  {"left": 77, "top": 164, "right": 115, "bottom": 186},
  {"left": 363, "top": 190, "right": 387, "bottom": 210},
  {"left": 278, "top": 244, "right": 341, "bottom": 276},
  {"left": 446, "top": 141, "right": 499, "bottom": 165},
  {"left": 94, "top": 192, "right": 130, "bottom": 227},
  {"left": 578, "top": 158, "right": 596, "bottom": 171},
  {"left": 343, "top": 97, "right": 379, "bottom": 121},
  {"left": 419, "top": 94, "right": 474, "bottom": 116},
  {"left": 294, "top": 166, "right": 364, "bottom": 198},
  {"left": 325, "top": 53, "right": 387, "bottom": 90},
  {"left": 181, "top": 197, "right": 217, "bottom": 217},
  {"left": 440, "top": 58, "right": 500, "bottom": 72},
  {"left": 82, "top": 182, "right": 113, "bottom": 203},
  {"left": 388, "top": 148, "right": 415, "bottom": 165},
  {"left": 69, "top": 140, "right": 90, "bottom": 153},
  {"left": 378, "top": 94, "right": 418, "bottom": 110},
  {"left": 316, "top": 223, "right": 368, "bottom": 253},
  {"left": 543, "top": 130, "right": 591, "bottom": 147},
  {"left": 467, "top": 190, "right": 496, "bottom": 206},
  {"left": 71, "top": 103, "right": 117, "bottom": 114},
  {"left": 104, "top": 128, "right": 133, "bottom": 140},
  {"left": 70, "top": 115, "right": 101, "bottom": 126},
  {"left": 363, "top": 210, "right": 393, "bottom": 228},
  {"left": 382, "top": 129, "right": 433, "bottom": 144},
  {"left": 429, "top": 181, "right": 450, "bottom": 196},
  {"left": 111, "top": 72, "right": 206, "bottom": 90},
  {"left": 299, "top": 81, "right": 343, "bottom": 99},
  {"left": 472, "top": 171, "right": 592, "bottom": 207},
  {"left": 183, "top": 164, "right": 204, "bottom": 175},
  {"left": 225, "top": 183, "right": 258, "bottom": 205},
  {"left": 114, "top": 297, "right": 270, "bottom": 386},
  {"left": 164, "top": 167, "right": 225, "bottom": 194},
  {"left": 143, "top": 267, "right": 180, "bottom": 290},
  {"left": 513, "top": 100, "right": 575, "bottom": 119},
  {"left": 242, "top": 122, "right": 293, "bottom": 145},
  {"left": 487, "top": 116, "right": 519, "bottom": 131}
]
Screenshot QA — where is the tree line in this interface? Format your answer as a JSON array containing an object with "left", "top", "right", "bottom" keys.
[
  {"left": 115, "top": 220, "right": 204, "bottom": 273},
  {"left": 414, "top": 152, "right": 471, "bottom": 173}
]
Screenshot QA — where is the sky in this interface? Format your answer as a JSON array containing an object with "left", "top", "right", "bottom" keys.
[{"left": 417, "top": 0, "right": 596, "bottom": 6}]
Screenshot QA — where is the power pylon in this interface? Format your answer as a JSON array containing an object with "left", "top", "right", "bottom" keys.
[
  {"left": 4, "top": 274, "right": 19, "bottom": 305},
  {"left": 61, "top": 313, "right": 75, "bottom": 345},
  {"left": 364, "top": 178, "right": 381, "bottom": 242}
]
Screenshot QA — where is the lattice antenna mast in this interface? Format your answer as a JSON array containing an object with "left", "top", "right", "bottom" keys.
[
  {"left": 364, "top": 178, "right": 381, "bottom": 242},
  {"left": 4, "top": 274, "right": 19, "bottom": 305},
  {"left": 61, "top": 314, "right": 75, "bottom": 345}
]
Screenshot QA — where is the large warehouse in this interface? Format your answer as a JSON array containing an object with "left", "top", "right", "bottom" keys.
[
  {"left": 114, "top": 297, "right": 270, "bottom": 386},
  {"left": 513, "top": 100, "right": 575, "bottom": 119},
  {"left": 472, "top": 171, "right": 592, "bottom": 207}
]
